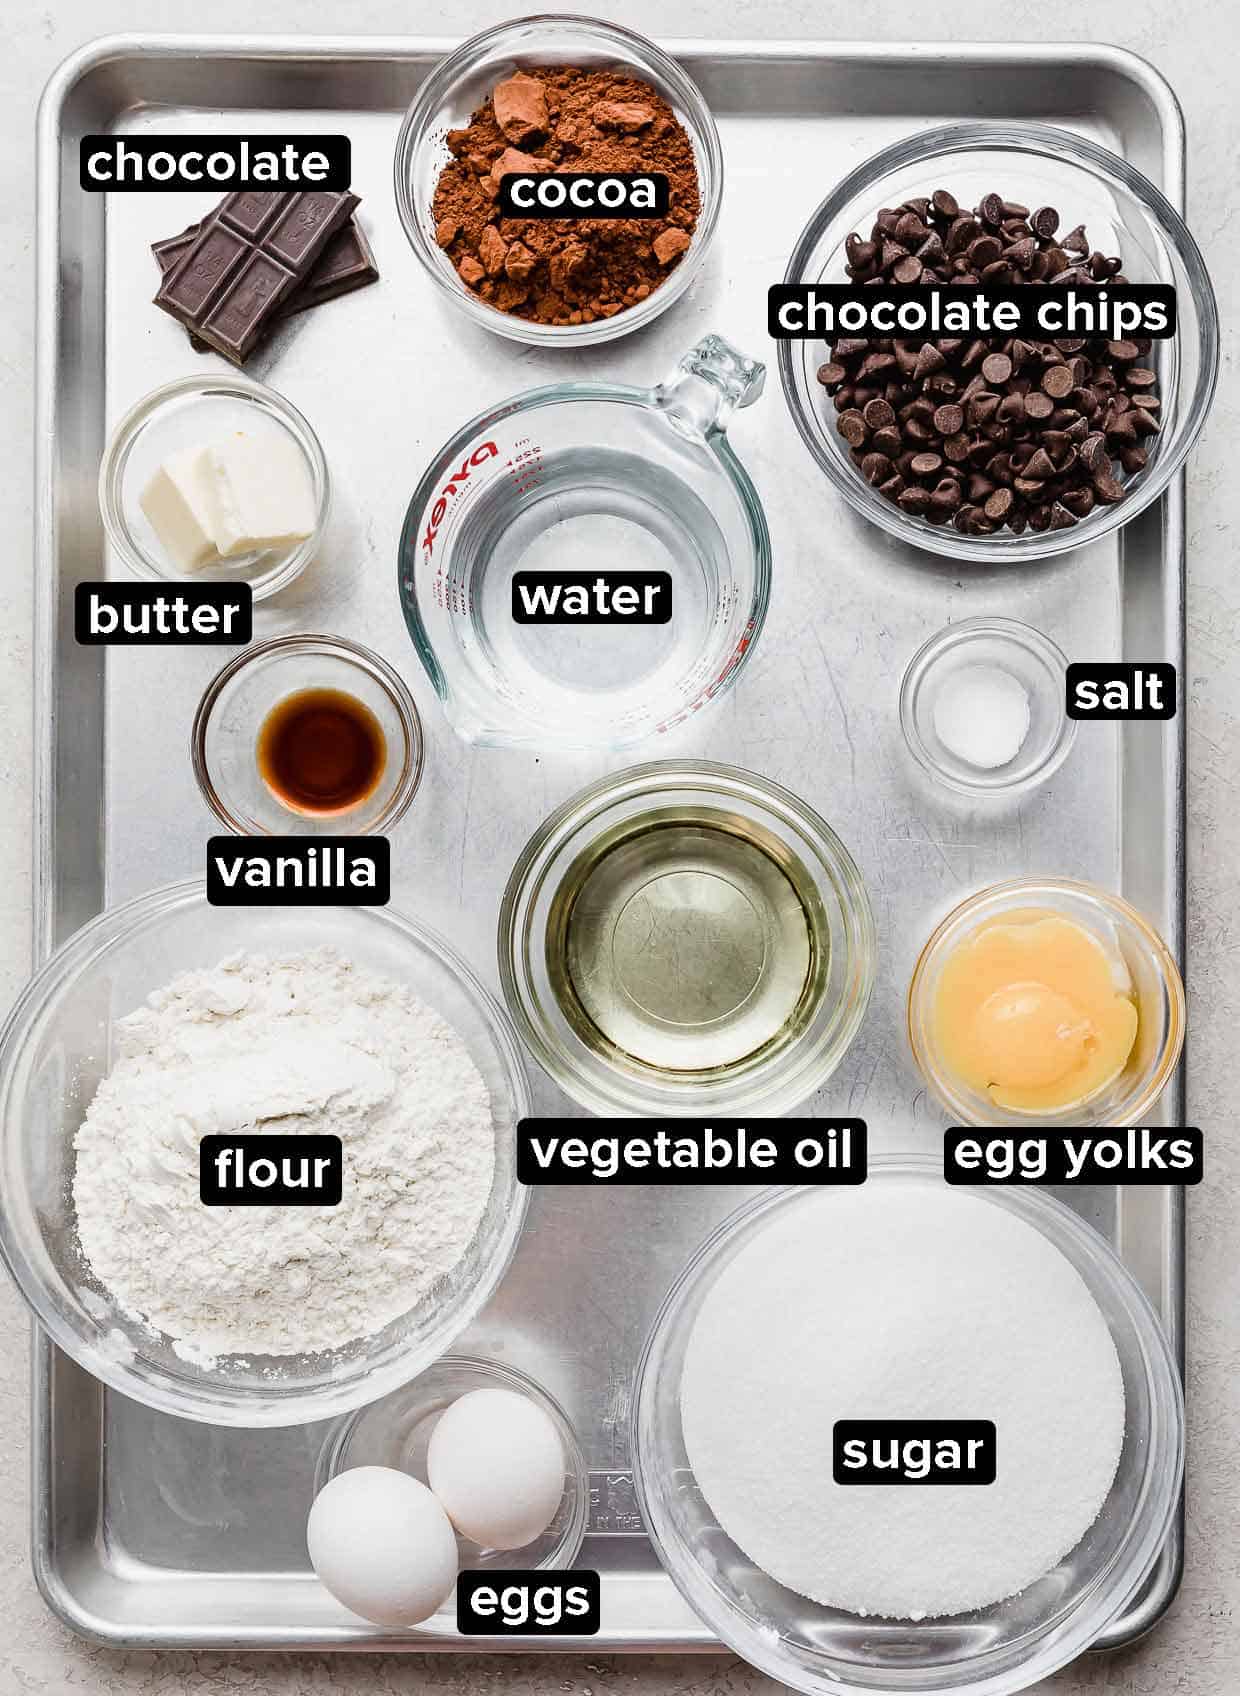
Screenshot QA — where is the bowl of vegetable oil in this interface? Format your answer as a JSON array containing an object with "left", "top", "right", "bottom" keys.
[{"left": 498, "top": 761, "right": 876, "bottom": 1115}]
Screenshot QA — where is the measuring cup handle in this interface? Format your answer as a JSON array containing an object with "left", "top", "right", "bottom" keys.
[{"left": 655, "top": 334, "right": 767, "bottom": 439}]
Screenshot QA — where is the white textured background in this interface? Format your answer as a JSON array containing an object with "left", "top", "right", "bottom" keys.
[{"left": 1, "top": 1, "right": 1236, "bottom": 1692}]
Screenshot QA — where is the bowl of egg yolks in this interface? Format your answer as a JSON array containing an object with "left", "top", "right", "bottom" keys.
[{"left": 908, "top": 878, "right": 1184, "bottom": 1128}]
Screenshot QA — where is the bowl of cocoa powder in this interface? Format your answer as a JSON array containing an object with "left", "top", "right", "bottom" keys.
[
  {"left": 395, "top": 15, "right": 723, "bottom": 346},
  {"left": 778, "top": 123, "right": 1217, "bottom": 562}
]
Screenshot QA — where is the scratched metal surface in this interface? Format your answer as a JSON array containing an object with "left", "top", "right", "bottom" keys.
[{"left": 34, "top": 36, "right": 1183, "bottom": 1651}]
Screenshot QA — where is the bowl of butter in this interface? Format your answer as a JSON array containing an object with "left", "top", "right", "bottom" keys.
[{"left": 98, "top": 373, "right": 329, "bottom": 600}]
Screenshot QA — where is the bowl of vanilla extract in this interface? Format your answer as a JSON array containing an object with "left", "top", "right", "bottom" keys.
[{"left": 191, "top": 634, "right": 424, "bottom": 836}]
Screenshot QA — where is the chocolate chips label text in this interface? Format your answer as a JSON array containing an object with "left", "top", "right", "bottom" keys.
[
  {"left": 1067, "top": 662, "right": 1177, "bottom": 720},
  {"left": 768, "top": 284, "right": 1176, "bottom": 341},
  {"left": 200, "top": 1134, "right": 343, "bottom": 1206},
  {"left": 834, "top": 1421, "right": 996, "bottom": 1485},
  {"left": 516, "top": 1119, "right": 866, "bottom": 1184},
  {"left": 80, "top": 135, "right": 351, "bottom": 192},
  {"left": 457, "top": 1570, "right": 601, "bottom": 1635},
  {"left": 511, "top": 571, "right": 672, "bottom": 624},
  {"left": 75, "top": 583, "right": 252, "bottom": 645},
  {"left": 944, "top": 1127, "right": 1202, "bottom": 1185},
  {"left": 206, "top": 837, "right": 390, "bottom": 906},
  {"left": 498, "top": 172, "right": 669, "bottom": 219}
]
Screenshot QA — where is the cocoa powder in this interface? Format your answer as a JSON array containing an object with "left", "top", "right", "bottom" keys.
[{"left": 431, "top": 65, "right": 701, "bottom": 327}]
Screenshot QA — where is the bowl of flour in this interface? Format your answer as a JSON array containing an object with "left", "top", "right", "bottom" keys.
[
  {"left": 632, "top": 1161, "right": 1183, "bottom": 1696},
  {"left": 0, "top": 880, "right": 529, "bottom": 1427}
]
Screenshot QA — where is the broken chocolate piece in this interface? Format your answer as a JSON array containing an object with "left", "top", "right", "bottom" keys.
[{"left": 154, "top": 190, "right": 358, "bottom": 365}]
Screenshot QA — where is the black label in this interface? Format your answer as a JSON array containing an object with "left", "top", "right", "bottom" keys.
[
  {"left": 75, "top": 583, "right": 252, "bottom": 645},
  {"left": 200, "top": 1134, "right": 342, "bottom": 1205},
  {"left": 80, "top": 134, "right": 350, "bottom": 191},
  {"left": 944, "top": 1127, "right": 1202, "bottom": 1185},
  {"left": 511, "top": 571, "right": 672, "bottom": 624},
  {"left": 457, "top": 1570, "right": 601, "bottom": 1635},
  {"left": 498, "top": 172, "right": 669, "bottom": 219},
  {"left": 206, "top": 837, "right": 390, "bottom": 906},
  {"left": 768, "top": 283, "right": 1176, "bottom": 342},
  {"left": 833, "top": 1421, "right": 996, "bottom": 1486},
  {"left": 517, "top": 1119, "right": 866, "bottom": 1184},
  {"left": 1066, "top": 662, "right": 1176, "bottom": 720}
]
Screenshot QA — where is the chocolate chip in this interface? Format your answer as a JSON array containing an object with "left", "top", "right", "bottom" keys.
[
  {"left": 816, "top": 361, "right": 847, "bottom": 388},
  {"left": 1032, "top": 206, "right": 1059, "bottom": 239},
  {"left": 980, "top": 352, "right": 1012, "bottom": 385},
  {"left": 979, "top": 192, "right": 1005, "bottom": 227},
  {"left": 1024, "top": 391, "right": 1055, "bottom": 421},
  {"left": 910, "top": 451, "right": 944, "bottom": 476},
  {"left": 861, "top": 451, "right": 892, "bottom": 484},
  {"left": 1041, "top": 364, "right": 1075, "bottom": 399},
  {"left": 932, "top": 189, "right": 959, "bottom": 218},
  {"left": 932, "top": 403, "right": 965, "bottom": 436},
  {"left": 863, "top": 398, "right": 896, "bottom": 429},
  {"left": 838, "top": 410, "right": 868, "bottom": 447}
]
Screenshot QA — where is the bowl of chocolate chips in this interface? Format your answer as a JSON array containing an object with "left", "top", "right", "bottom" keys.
[
  {"left": 779, "top": 122, "right": 1218, "bottom": 560},
  {"left": 395, "top": 15, "right": 722, "bottom": 347}
]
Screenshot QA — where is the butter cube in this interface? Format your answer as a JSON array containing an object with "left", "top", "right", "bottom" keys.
[
  {"left": 203, "top": 432, "right": 317, "bottom": 560},
  {"left": 138, "top": 447, "right": 220, "bottom": 572}
]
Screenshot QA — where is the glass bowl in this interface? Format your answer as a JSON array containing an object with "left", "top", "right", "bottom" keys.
[
  {"left": 499, "top": 760, "right": 876, "bottom": 1115},
  {"left": 908, "top": 877, "right": 1184, "bottom": 1127},
  {"left": 315, "top": 1353, "right": 589, "bottom": 1589},
  {"left": 394, "top": 14, "right": 723, "bottom": 348},
  {"left": 192, "top": 634, "right": 425, "bottom": 836},
  {"left": 0, "top": 882, "right": 530, "bottom": 1428},
  {"left": 98, "top": 374, "right": 330, "bottom": 599},
  {"left": 632, "top": 1162, "right": 1184, "bottom": 1696},
  {"left": 779, "top": 122, "right": 1219, "bottom": 563},
  {"left": 397, "top": 334, "right": 770, "bottom": 751},
  {"left": 899, "top": 618, "right": 1076, "bottom": 797}
]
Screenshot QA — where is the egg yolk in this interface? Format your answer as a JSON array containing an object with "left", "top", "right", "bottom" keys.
[{"left": 933, "top": 911, "right": 1139, "bottom": 1113}]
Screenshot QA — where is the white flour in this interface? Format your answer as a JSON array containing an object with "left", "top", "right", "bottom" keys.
[
  {"left": 72, "top": 949, "right": 495, "bottom": 1365},
  {"left": 681, "top": 1185, "right": 1125, "bottom": 1620}
]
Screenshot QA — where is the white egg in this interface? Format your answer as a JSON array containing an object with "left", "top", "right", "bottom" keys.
[
  {"left": 427, "top": 1387, "right": 566, "bottom": 1551},
  {"left": 307, "top": 1465, "right": 458, "bottom": 1626}
]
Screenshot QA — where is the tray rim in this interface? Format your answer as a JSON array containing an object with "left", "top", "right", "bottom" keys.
[{"left": 31, "top": 30, "right": 1188, "bottom": 1657}]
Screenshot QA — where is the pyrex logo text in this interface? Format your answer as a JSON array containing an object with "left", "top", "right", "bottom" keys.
[{"left": 421, "top": 441, "right": 499, "bottom": 558}]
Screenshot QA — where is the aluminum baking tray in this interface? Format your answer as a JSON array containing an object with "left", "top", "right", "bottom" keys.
[{"left": 33, "top": 34, "right": 1186, "bottom": 1654}]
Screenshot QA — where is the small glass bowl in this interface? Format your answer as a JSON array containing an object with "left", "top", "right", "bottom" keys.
[
  {"left": 0, "top": 881, "right": 530, "bottom": 1428},
  {"left": 779, "top": 122, "right": 1219, "bottom": 563},
  {"left": 315, "top": 1354, "right": 589, "bottom": 1583},
  {"left": 192, "top": 634, "right": 425, "bottom": 836},
  {"left": 499, "top": 760, "right": 876, "bottom": 1116},
  {"left": 632, "top": 1161, "right": 1184, "bottom": 1696},
  {"left": 394, "top": 14, "right": 724, "bottom": 348},
  {"left": 899, "top": 617, "right": 1075, "bottom": 797},
  {"left": 98, "top": 374, "right": 329, "bottom": 599},
  {"left": 908, "top": 877, "right": 1185, "bottom": 1128}
]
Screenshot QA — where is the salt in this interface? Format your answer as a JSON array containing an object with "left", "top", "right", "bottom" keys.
[
  {"left": 933, "top": 663, "right": 1031, "bottom": 770},
  {"left": 681, "top": 1185, "right": 1125, "bottom": 1620}
]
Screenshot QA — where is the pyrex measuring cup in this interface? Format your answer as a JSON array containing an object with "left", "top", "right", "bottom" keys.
[{"left": 398, "top": 335, "right": 771, "bottom": 751}]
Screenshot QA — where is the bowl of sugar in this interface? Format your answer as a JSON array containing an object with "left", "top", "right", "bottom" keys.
[{"left": 632, "top": 1161, "right": 1182, "bottom": 1696}]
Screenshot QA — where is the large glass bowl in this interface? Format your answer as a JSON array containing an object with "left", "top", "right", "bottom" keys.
[
  {"left": 499, "top": 761, "right": 875, "bottom": 1115},
  {"left": 632, "top": 1163, "right": 1184, "bottom": 1696},
  {"left": 0, "top": 882, "right": 530, "bottom": 1427},
  {"left": 394, "top": 14, "right": 723, "bottom": 348},
  {"left": 779, "top": 122, "right": 1218, "bottom": 563}
]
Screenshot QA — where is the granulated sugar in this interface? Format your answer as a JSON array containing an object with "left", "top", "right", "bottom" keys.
[{"left": 681, "top": 1184, "right": 1124, "bottom": 1620}]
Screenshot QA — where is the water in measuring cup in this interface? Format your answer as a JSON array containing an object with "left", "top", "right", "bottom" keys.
[{"left": 454, "top": 446, "right": 729, "bottom": 736}]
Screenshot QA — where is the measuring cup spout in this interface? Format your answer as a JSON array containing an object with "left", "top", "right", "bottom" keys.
[{"left": 655, "top": 334, "right": 766, "bottom": 441}]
